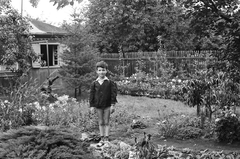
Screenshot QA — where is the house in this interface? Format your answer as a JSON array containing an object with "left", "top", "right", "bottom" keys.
[
  {"left": 0, "top": 19, "right": 68, "bottom": 90},
  {"left": 29, "top": 19, "right": 68, "bottom": 86}
]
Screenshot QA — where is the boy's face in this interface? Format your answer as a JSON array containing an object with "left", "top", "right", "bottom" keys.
[{"left": 96, "top": 67, "right": 107, "bottom": 78}]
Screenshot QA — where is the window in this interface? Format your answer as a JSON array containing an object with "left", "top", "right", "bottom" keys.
[{"left": 40, "top": 44, "right": 59, "bottom": 67}]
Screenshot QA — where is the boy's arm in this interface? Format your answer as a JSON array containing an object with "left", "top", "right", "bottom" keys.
[
  {"left": 89, "top": 81, "right": 95, "bottom": 107},
  {"left": 110, "top": 80, "right": 118, "bottom": 105}
]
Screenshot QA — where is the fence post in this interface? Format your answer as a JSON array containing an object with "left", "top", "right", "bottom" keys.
[{"left": 119, "top": 49, "right": 125, "bottom": 77}]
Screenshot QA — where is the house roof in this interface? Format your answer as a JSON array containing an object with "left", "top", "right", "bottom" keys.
[{"left": 29, "top": 19, "right": 68, "bottom": 35}]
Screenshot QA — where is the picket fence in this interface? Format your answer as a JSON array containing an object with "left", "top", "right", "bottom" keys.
[{"left": 100, "top": 50, "right": 218, "bottom": 77}]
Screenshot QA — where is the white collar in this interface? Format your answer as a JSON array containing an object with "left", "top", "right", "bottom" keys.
[{"left": 96, "top": 76, "right": 109, "bottom": 81}]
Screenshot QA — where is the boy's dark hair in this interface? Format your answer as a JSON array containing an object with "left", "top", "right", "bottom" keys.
[{"left": 96, "top": 61, "right": 108, "bottom": 69}]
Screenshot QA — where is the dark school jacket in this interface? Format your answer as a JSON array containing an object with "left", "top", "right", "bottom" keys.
[{"left": 89, "top": 79, "right": 117, "bottom": 109}]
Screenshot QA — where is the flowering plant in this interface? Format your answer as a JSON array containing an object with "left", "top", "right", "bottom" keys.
[{"left": 117, "top": 73, "right": 187, "bottom": 101}]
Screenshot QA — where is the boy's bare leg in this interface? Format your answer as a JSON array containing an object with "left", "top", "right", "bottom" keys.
[
  {"left": 103, "top": 107, "right": 111, "bottom": 140},
  {"left": 96, "top": 108, "right": 105, "bottom": 140}
]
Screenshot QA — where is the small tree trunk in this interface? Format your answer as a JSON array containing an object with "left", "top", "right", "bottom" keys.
[
  {"left": 74, "top": 88, "right": 77, "bottom": 98},
  {"left": 200, "top": 107, "right": 205, "bottom": 129},
  {"left": 197, "top": 104, "right": 201, "bottom": 116},
  {"left": 206, "top": 105, "right": 213, "bottom": 122},
  {"left": 78, "top": 86, "right": 81, "bottom": 96}
]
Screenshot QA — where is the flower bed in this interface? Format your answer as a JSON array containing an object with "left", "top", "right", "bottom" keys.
[
  {"left": 88, "top": 133, "right": 240, "bottom": 159},
  {"left": 117, "top": 74, "right": 187, "bottom": 101},
  {"left": 1, "top": 126, "right": 238, "bottom": 159}
]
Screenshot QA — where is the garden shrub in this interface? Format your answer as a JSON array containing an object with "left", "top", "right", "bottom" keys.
[
  {"left": 157, "top": 108, "right": 211, "bottom": 140},
  {"left": 215, "top": 107, "right": 240, "bottom": 143},
  {"left": 0, "top": 126, "right": 95, "bottom": 159},
  {"left": 157, "top": 115, "right": 180, "bottom": 138},
  {"left": 175, "top": 126, "right": 203, "bottom": 140},
  {"left": 157, "top": 109, "right": 182, "bottom": 138},
  {"left": 110, "top": 105, "right": 136, "bottom": 128}
]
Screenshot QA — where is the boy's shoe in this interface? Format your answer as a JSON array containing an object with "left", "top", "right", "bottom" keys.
[
  {"left": 104, "top": 136, "right": 110, "bottom": 142},
  {"left": 96, "top": 140, "right": 105, "bottom": 147},
  {"left": 99, "top": 136, "right": 105, "bottom": 143}
]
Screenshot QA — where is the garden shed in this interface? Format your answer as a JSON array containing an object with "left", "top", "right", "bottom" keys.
[
  {"left": 28, "top": 19, "right": 68, "bottom": 86},
  {"left": 0, "top": 19, "right": 68, "bottom": 89}
]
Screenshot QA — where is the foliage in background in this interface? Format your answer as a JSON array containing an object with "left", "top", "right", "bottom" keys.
[
  {"left": 59, "top": 11, "right": 99, "bottom": 97},
  {"left": 28, "top": 0, "right": 84, "bottom": 9},
  {"left": 85, "top": 0, "right": 198, "bottom": 54},
  {"left": 26, "top": 0, "right": 240, "bottom": 82},
  {"left": 0, "top": 1, "right": 37, "bottom": 74},
  {"left": 184, "top": 0, "right": 240, "bottom": 82}
]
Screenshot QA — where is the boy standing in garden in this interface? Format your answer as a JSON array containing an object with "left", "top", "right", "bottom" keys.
[{"left": 89, "top": 61, "right": 117, "bottom": 143}]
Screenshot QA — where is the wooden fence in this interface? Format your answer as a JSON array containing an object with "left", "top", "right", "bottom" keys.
[
  {"left": 100, "top": 50, "right": 218, "bottom": 77},
  {"left": 0, "top": 67, "right": 63, "bottom": 96}
]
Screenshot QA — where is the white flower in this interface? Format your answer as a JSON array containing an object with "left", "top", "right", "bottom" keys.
[
  {"left": 156, "top": 122, "right": 161, "bottom": 125},
  {"left": 49, "top": 104, "right": 54, "bottom": 111},
  {"left": 231, "top": 113, "right": 236, "bottom": 117},
  {"left": 181, "top": 115, "right": 186, "bottom": 118},
  {"left": 172, "top": 79, "right": 176, "bottom": 82},
  {"left": 4, "top": 100, "right": 8, "bottom": 104},
  {"left": 33, "top": 101, "right": 39, "bottom": 105},
  {"left": 34, "top": 102, "right": 41, "bottom": 110},
  {"left": 57, "top": 95, "right": 69, "bottom": 102},
  {"left": 178, "top": 79, "right": 182, "bottom": 83},
  {"left": 55, "top": 101, "right": 60, "bottom": 105},
  {"left": 71, "top": 98, "right": 77, "bottom": 102},
  {"left": 215, "top": 118, "right": 220, "bottom": 123},
  {"left": 42, "top": 106, "right": 46, "bottom": 111},
  {"left": 19, "top": 108, "right": 23, "bottom": 112},
  {"left": 53, "top": 94, "right": 58, "bottom": 98}
]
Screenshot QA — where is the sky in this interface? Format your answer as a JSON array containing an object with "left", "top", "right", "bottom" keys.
[{"left": 11, "top": 0, "right": 88, "bottom": 26}]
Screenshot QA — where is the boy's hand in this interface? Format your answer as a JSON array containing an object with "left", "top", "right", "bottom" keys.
[
  {"left": 110, "top": 105, "right": 115, "bottom": 114},
  {"left": 90, "top": 107, "right": 95, "bottom": 114}
]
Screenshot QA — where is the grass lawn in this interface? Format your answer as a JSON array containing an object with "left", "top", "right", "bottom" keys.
[
  {"left": 110, "top": 94, "right": 240, "bottom": 153},
  {"left": 116, "top": 94, "right": 196, "bottom": 118}
]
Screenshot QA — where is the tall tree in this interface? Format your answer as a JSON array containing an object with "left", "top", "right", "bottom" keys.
[
  {"left": 85, "top": 0, "right": 196, "bottom": 53},
  {"left": 59, "top": 12, "right": 99, "bottom": 97},
  {"left": 183, "top": 0, "right": 240, "bottom": 81},
  {"left": 0, "top": 0, "right": 37, "bottom": 74}
]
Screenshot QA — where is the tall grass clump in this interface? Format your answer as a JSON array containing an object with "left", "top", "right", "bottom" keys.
[
  {"left": 156, "top": 107, "right": 204, "bottom": 139},
  {"left": 0, "top": 76, "right": 43, "bottom": 131}
]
